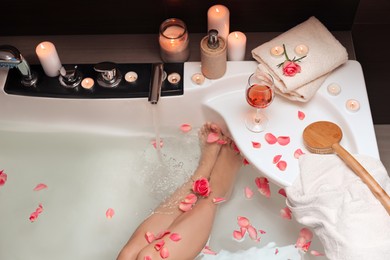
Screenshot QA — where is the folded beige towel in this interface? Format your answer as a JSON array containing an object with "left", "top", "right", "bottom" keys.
[{"left": 252, "top": 16, "right": 348, "bottom": 102}]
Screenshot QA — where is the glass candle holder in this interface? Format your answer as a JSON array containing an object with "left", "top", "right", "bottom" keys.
[{"left": 159, "top": 18, "right": 190, "bottom": 63}]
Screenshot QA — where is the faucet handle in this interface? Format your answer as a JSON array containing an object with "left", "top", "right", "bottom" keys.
[
  {"left": 93, "top": 61, "right": 122, "bottom": 88},
  {"left": 59, "top": 65, "right": 82, "bottom": 88}
]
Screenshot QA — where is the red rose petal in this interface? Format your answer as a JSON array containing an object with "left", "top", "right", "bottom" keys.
[
  {"left": 310, "top": 250, "right": 325, "bottom": 256},
  {"left": 169, "top": 233, "right": 181, "bottom": 242},
  {"left": 251, "top": 141, "right": 261, "bottom": 148},
  {"left": 296, "top": 236, "right": 306, "bottom": 248},
  {"left": 106, "top": 208, "right": 115, "bottom": 219},
  {"left": 33, "top": 183, "right": 48, "bottom": 191},
  {"left": 244, "top": 187, "right": 254, "bottom": 199},
  {"left": 156, "top": 230, "right": 171, "bottom": 240},
  {"left": 302, "top": 241, "right": 312, "bottom": 252},
  {"left": 144, "top": 256, "right": 152, "bottom": 260},
  {"left": 36, "top": 204, "right": 43, "bottom": 214},
  {"left": 207, "top": 132, "right": 220, "bottom": 143},
  {"left": 294, "top": 148, "right": 305, "bottom": 159},
  {"left": 160, "top": 247, "right": 169, "bottom": 259},
  {"left": 183, "top": 193, "right": 198, "bottom": 204},
  {"left": 247, "top": 225, "right": 258, "bottom": 240},
  {"left": 299, "top": 228, "right": 313, "bottom": 241},
  {"left": 277, "top": 136, "right": 290, "bottom": 146},
  {"left": 237, "top": 216, "right": 250, "bottom": 228},
  {"left": 243, "top": 158, "right": 250, "bottom": 165},
  {"left": 275, "top": 248, "right": 279, "bottom": 255},
  {"left": 298, "top": 111, "right": 306, "bottom": 120},
  {"left": 273, "top": 155, "right": 282, "bottom": 164},
  {"left": 217, "top": 139, "right": 227, "bottom": 145},
  {"left": 265, "top": 133, "right": 277, "bottom": 144},
  {"left": 202, "top": 246, "right": 217, "bottom": 255},
  {"left": 212, "top": 197, "right": 226, "bottom": 204},
  {"left": 233, "top": 230, "right": 244, "bottom": 241},
  {"left": 179, "top": 202, "right": 193, "bottom": 212},
  {"left": 154, "top": 240, "right": 165, "bottom": 251},
  {"left": 151, "top": 139, "right": 164, "bottom": 149},
  {"left": 145, "top": 232, "right": 155, "bottom": 243},
  {"left": 276, "top": 160, "right": 287, "bottom": 171},
  {"left": 180, "top": 123, "right": 192, "bottom": 133},
  {"left": 278, "top": 188, "right": 287, "bottom": 197},
  {"left": 280, "top": 207, "right": 292, "bottom": 220},
  {"left": 255, "top": 177, "right": 270, "bottom": 198},
  {"left": 0, "top": 170, "right": 8, "bottom": 186},
  {"left": 29, "top": 212, "right": 39, "bottom": 222},
  {"left": 259, "top": 229, "right": 266, "bottom": 234}
]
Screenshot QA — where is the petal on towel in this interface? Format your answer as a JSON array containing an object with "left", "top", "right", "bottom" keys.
[
  {"left": 276, "top": 160, "right": 287, "bottom": 171},
  {"left": 277, "top": 136, "right": 290, "bottom": 146},
  {"left": 310, "top": 250, "right": 325, "bottom": 256},
  {"left": 294, "top": 148, "right": 305, "bottom": 159},
  {"left": 280, "top": 207, "right": 292, "bottom": 220},
  {"left": 273, "top": 155, "right": 282, "bottom": 164},
  {"left": 152, "top": 139, "right": 164, "bottom": 149},
  {"left": 169, "top": 233, "right": 181, "bottom": 242},
  {"left": 33, "top": 183, "right": 48, "bottom": 191},
  {"left": 160, "top": 247, "right": 169, "bottom": 258},
  {"left": 183, "top": 193, "right": 198, "bottom": 204},
  {"left": 278, "top": 188, "right": 287, "bottom": 197},
  {"left": 180, "top": 123, "right": 192, "bottom": 133},
  {"left": 255, "top": 177, "right": 271, "bottom": 198},
  {"left": 202, "top": 246, "right": 217, "bottom": 255},
  {"left": 145, "top": 232, "right": 155, "bottom": 243},
  {"left": 298, "top": 111, "right": 306, "bottom": 120},
  {"left": 265, "top": 133, "right": 277, "bottom": 144},
  {"left": 252, "top": 141, "right": 261, "bottom": 148},
  {"left": 154, "top": 240, "right": 165, "bottom": 251},
  {"left": 244, "top": 187, "right": 254, "bottom": 199},
  {"left": 237, "top": 216, "right": 250, "bottom": 228},
  {"left": 207, "top": 132, "right": 220, "bottom": 143},
  {"left": 105, "top": 208, "right": 115, "bottom": 219},
  {"left": 212, "top": 197, "right": 226, "bottom": 204}
]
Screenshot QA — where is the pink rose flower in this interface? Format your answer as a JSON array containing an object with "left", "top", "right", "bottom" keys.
[
  {"left": 0, "top": 170, "right": 7, "bottom": 186},
  {"left": 192, "top": 177, "right": 211, "bottom": 197},
  {"left": 282, "top": 61, "right": 301, "bottom": 77}
]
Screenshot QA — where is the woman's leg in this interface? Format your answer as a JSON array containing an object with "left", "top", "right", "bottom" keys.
[
  {"left": 136, "top": 141, "right": 243, "bottom": 260},
  {"left": 117, "top": 123, "right": 223, "bottom": 260}
]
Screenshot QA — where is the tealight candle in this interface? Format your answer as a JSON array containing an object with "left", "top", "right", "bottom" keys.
[
  {"left": 207, "top": 5, "right": 230, "bottom": 40},
  {"left": 346, "top": 99, "right": 360, "bottom": 112},
  {"left": 270, "top": 46, "right": 284, "bottom": 56},
  {"left": 191, "top": 73, "right": 205, "bottom": 85},
  {"left": 327, "top": 83, "right": 341, "bottom": 96},
  {"left": 125, "top": 71, "right": 138, "bottom": 83},
  {"left": 295, "top": 44, "right": 309, "bottom": 56},
  {"left": 159, "top": 18, "right": 190, "bottom": 63},
  {"left": 35, "top": 41, "right": 62, "bottom": 77},
  {"left": 81, "top": 78, "right": 94, "bottom": 90},
  {"left": 167, "top": 73, "right": 181, "bottom": 84},
  {"left": 227, "top": 31, "right": 247, "bottom": 61}
]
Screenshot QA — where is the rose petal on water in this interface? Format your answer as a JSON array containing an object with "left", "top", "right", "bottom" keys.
[
  {"left": 276, "top": 160, "right": 287, "bottom": 171},
  {"left": 160, "top": 247, "right": 169, "bottom": 259},
  {"left": 247, "top": 225, "right": 258, "bottom": 240},
  {"left": 251, "top": 141, "right": 261, "bottom": 149},
  {"left": 275, "top": 248, "right": 279, "bottom": 255},
  {"left": 145, "top": 232, "right": 155, "bottom": 243},
  {"left": 212, "top": 197, "right": 226, "bottom": 204},
  {"left": 296, "top": 236, "right": 306, "bottom": 248},
  {"left": 233, "top": 230, "right": 244, "bottom": 241},
  {"left": 278, "top": 188, "right": 287, "bottom": 197},
  {"left": 207, "top": 132, "right": 220, "bottom": 143},
  {"left": 169, "top": 233, "right": 182, "bottom": 242},
  {"left": 240, "top": 227, "right": 247, "bottom": 236},
  {"left": 29, "top": 212, "right": 39, "bottom": 222},
  {"left": 0, "top": 170, "right": 8, "bottom": 186},
  {"left": 265, "top": 133, "right": 277, "bottom": 144},
  {"left": 106, "top": 208, "right": 115, "bottom": 219},
  {"left": 302, "top": 241, "right": 312, "bottom": 252},
  {"left": 33, "top": 183, "right": 48, "bottom": 191},
  {"left": 255, "top": 177, "right": 270, "bottom": 198},
  {"left": 294, "top": 148, "right": 305, "bottom": 159},
  {"left": 179, "top": 202, "right": 193, "bottom": 212},
  {"left": 277, "top": 136, "right": 290, "bottom": 146},
  {"left": 280, "top": 207, "right": 292, "bottom": 220},
  {"left": 244, "top": 187, "right": 254, "bottom": 199},
  {"left": 299, "top": 228, "right": 313, "bottom": 242},
  {"left": 217, "top": 139, "right": 228, "bottom": 145},
  {"left": 298, "top": 111, "right": 306, "bottom": 120},
  {"left": 144, "top": 256, "right": 152, "bottom": 260},
  {"left": 202, "top": 246, "right": 217, "bottom": 255},
  {"left": 180, "top": 123, "right": 192, "bottom": 133},
  {"left": 36, "top": 204, "right": 44, "bottom": 214},
  {"left": 154, "top": 240, "right": 165, "bottom": 251},
  {"left": 184, "top": 193, "right": 198, "bottom": 204},
  {"left": 310, "top": 250, "right": 325, "bottom": 256},
  {"left": 259, "top": 229, "right": 266, "bottom": 234},
  {"left": 237, "top": 216, "right": 250, "bottom": 228},
  {"left": 273, "top": 155, "right": 282, "bottom": 164},
  {"left": 151, "top": 139, "right": 164, "bottom": 149}
]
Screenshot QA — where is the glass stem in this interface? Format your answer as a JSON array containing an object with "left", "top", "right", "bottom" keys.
[{"left": 254, "top": 109, "right": 261, "bottom": 123}]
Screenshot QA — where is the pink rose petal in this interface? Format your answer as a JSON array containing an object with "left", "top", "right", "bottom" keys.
[
  {"left": 144, "top": 256, "right": 152, "bottom": 260},
  {"left": 302, "top": 241, "right": 312, "bottom": 252},
  {"left": 36, "top": 204, "right": 43, "bottom": 214},
  {"left": 207, "top": 132, "right": 220, "bottom": 143},
  {"left": 212, "top": 197, "right": 226, "bottom": 204},
  {"left": 251, "top": 141, "right": 261, "bottom": 148},
  {"left": 233, "top": 230, "right": 244, "bottom": 241},
  {"left": 243, "top": 158, "right": 249, "bottom": 165},
  {"left": 280, "top": 207, "right": 292, "bottom": 220},
  {"left": 278, "top": 188, "right": 287, "bottom": 197},
  {"left": 299, "top": 228, "right": 313, "bottom": 241},
  {"left": 155, "top": 230, "right": 171, "bottom": 240},
  {"left": 29, "top": 212, "right": 39, "bottom": 222},
  {"left": 294, "top": 148, "right": 305, "bottom": 159},
  {"left": 277, "top": 136, "right": 290, "bottom": 146},
  {"left": 265, "top": 133, "right": 277, "bottom": 144},
  {"left": 273, "top": 154, "right": 282, "bottom": 164},
  {"left": 276, "top": 160, "right": 287, "bottom": 171},
  {"left": 169, "top": 233, "right": 181, "bottom": 242},
  {"left": 202, "top": 246, "right": 217, "bottom": 255},
  {"left": 154, "top": 240, "right": 165, "bottom": 251},
  {"left": 179, "top": 202, "right": 193, "bottom": 212},
  {"left": 33, "top": 183, "right": 48, "bottom": 191},
  {"left": 247, "top": 225, "right": 258, "bottom": 240},
  {"left": 275, "top": 248, "right": 279, "bottom": 255},
  {"left": 298, "top": 111, "right": 306, "bottom": 120},
  {"left": 183, "top": 193, "right": 198, "bottom": 204},
  {"left": 151, "top": 139, "right": 164, "bottom": 149},
  {"left": 106, "top": 208, "right": 115, "bottom": 219},
  {"left": 217, "top": 139, "right": 228, "bottom": 145},
  {"left": 237, "top": 216, "right": 250, "bottom": 228},
  {"left": 259, "top": 229, "right": 266, "bottom": 234},
  {"left": 180, "top": 123, "right": 192, "bottom": 133},
  {"left": 310, "top": 250, "right": 325, "bottom": 256},
  {"left": 244, "top": 187, "right": 254, "bottom": 199},
  {"left": 145, "top": 232, "right": 155, "bottom": 244},
  {"left": 255, "top": 177, "right": 270, "bottom": 198},
  {"left": 160, "top": 247, "right": 169, "bottom": 259},
  {"left": 240, "top": 227, "right": 247, "bottom": 236},
  {"left": 0, "top": 170, "right": 8, "bottom": 186},
  {"left": 296, "top": 236, "right": 306, "bottom": 249}
]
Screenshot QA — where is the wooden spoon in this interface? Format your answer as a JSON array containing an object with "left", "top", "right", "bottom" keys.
[{"left": 303, "top": 121, "right": 390, "bottom": 215}]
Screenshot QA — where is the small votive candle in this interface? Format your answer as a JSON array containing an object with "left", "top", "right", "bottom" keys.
[
  {"left": 191, "top": 73, "right": 205, "bottom": 85},
  {"left": 346, "top": 99, "right": 360, "bottom": 112},
  {"left": 207, "top": 5, "right": 230, "bottom": 40},
  {"left": 167, "top": 73, "right": 181, "bottom": 84},
  {"left": 327, "top": 83, "right": 341, "bottom": 96},
  {"left": 125, "top": 71, "right": 138, "bottom": 83},
  {"left": 159, "top": 18, "right": 190, "bottom": 63},
  {"left": 35, "top": 41, "right": 62, "bottom": 77},
  {"left": 227, "top": 31, "right": 247, "bottom": 61},
  {"left": 295, "top": 44, "right": 309, "bottom": 56},
  {"left": 270, "top": 46, "right": 284, "bottom": 56},
  {"left": 81, "top": 78, "right": 94, "bottom": 90}
]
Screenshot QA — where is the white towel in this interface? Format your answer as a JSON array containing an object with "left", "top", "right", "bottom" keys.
[
  {"left": 286, "top": 154, "right": 390, "bottom": 260},
  {"left": 252, "top": 16, "right": 348, "bottom": 102}
]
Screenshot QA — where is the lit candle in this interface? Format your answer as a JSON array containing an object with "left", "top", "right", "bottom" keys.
[
  {"left": 125, "top": 71, "right": 138, "bottom": 83},
  {"left": 227, "top": 31, "right": 247, "bottom": 61},
  {"left": 167, "top": 73, "right": 181, "bottom": 84},
  {"left": 35, "top": 41, "right": 62, "bottom": 77},
  {"left": 346, "top": 99, "right": 360, "bottom": 112},
  {"left": 159, "top": 18, "right": 190, "bottom": 63},
  {"left": 207, "top": 5, "right": 230, "bottom": 40},
  {"left": 295, "top": 44, "right": 309, "bottom": 56},
  {"left": 327, "top": 83, "right": 341, "bottom": 96},
  {"left": 270, "top": 46, "right": 284, "bottom": 56},
  {"left": 191, "top": 73, "right": 205, "bottom": 85},
  {"left": 81, "top": 78, "right": 94, "bottom": 90}
]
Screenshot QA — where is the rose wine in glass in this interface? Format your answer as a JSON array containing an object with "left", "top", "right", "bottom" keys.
[{"left": 245, "top": 73, "right": 274, "bottom": 132}]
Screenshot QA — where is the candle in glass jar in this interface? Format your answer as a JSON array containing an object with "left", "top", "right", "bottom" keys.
[
  {"left": 159, "top": 18, "right": 190, "bottom": 63},
  {"left": 227, "top": 31, "right": 247, "bottom": 61},
  {"left": 35, "top": 41, "right": 62, "bottom": 77},
  {"left": 207, "top": 5, "right": 229, "bottom": 40}
]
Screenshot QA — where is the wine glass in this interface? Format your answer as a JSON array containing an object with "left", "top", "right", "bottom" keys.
[{"left": 245, "top": 73, "right": 275, "bottom": 132}]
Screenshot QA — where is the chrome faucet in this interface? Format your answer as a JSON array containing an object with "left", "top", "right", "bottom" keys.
[
  {"left": 148, "top": 63, "right": 164, "bottom": 104},
  {"left": 0, "top": 45, "right": 37, "bottom": 87}
]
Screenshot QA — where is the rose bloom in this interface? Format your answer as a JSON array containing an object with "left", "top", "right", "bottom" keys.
[
  {"left": 192, "top": 177, "right": 211, "bottom": 197},
  {"left": 282, "top": 61, "right": 301, "bottom": 77}
]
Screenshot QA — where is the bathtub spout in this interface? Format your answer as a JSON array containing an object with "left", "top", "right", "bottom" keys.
[{"left": 148, "top": 63, "right": 164, "bottom": 104}]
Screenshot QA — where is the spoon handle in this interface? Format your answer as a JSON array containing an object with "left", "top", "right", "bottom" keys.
[{"left": 332, "top": 142, "right": 390, "bottom": 216}]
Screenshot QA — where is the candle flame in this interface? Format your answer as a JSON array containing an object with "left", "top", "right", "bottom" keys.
[
  {"left": 40, "top": 43, "right": 46, "bottom": 50},
  {"left": 216, "top": 8, "right": 220, "bottom": 13},
  {"left": 234, "top": 32, "right": 239, "bottom": 39}
]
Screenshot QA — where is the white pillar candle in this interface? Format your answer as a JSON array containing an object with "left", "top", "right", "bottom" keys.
[
  {"left": 227, "top": 31, "right": 247, "bottom": 61},
  {"left": 35, "top": 41, "right": 62, "bottom": 77},
  {"left": 207, "top": 5, "right": 229, "bottom": 40}
]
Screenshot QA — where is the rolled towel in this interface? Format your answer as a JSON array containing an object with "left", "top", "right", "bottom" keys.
[
  {"left": 286, "top": 154, "right": 390, "bottom": 260},
  {"left": 252, "top": 16, "right": 348, "bottom": 102}
]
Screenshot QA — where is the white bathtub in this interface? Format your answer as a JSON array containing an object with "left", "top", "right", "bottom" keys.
[{"left": 0, "top": 61, "right": 378, "bottom": 259}]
